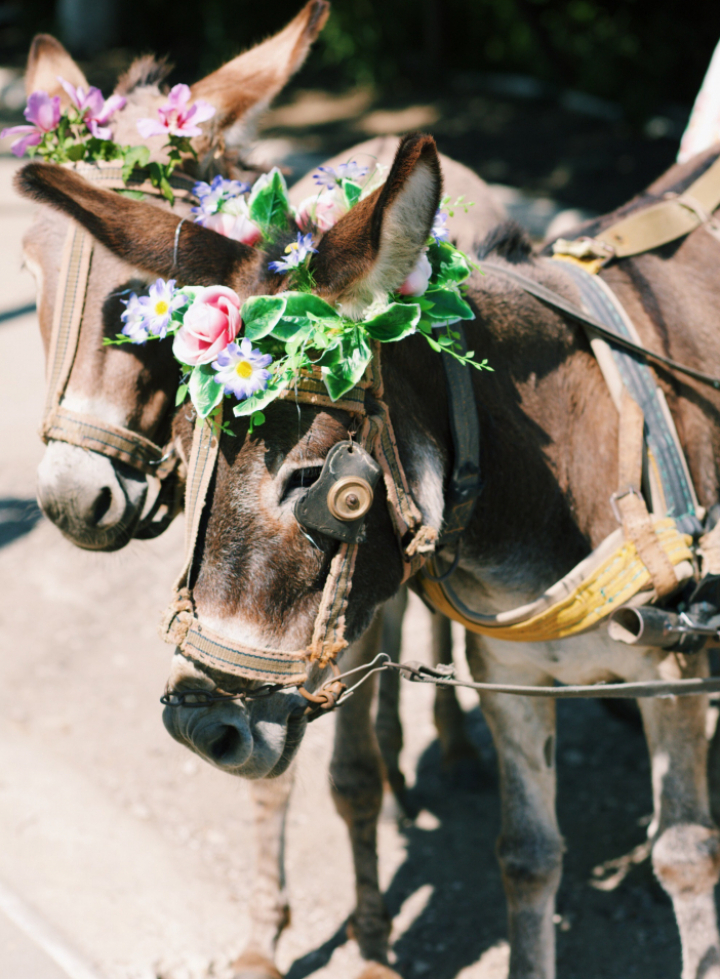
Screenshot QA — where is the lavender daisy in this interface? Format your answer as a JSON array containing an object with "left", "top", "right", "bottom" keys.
[
  {"left": 313, "top": 160, "right": 369, "bottom": 189},
  {"left": 212, "top": 339, "right": 273, "bottom": 400},
  {"left": 431, "top": 209, "right": 449, "bottom": 243},
  {"left": 121, "top": 278, "right": 182, "bottom": 340},
  {"left": 120, "top": 293, "right": 150, "bottom": 343},
  {"left": 268, "top": 232, "right": 317, "bottom": 274},
  {"left": 192, "top": 174, "right": 251, "bottom": 221}
]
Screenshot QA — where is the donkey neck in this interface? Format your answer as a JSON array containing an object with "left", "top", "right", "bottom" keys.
[{"left": 381, "top": 254, "right": 622, "bottom": 610}]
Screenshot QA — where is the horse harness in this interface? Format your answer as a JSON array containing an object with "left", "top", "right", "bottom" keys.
[
  {"left": 42, "top": 161, "right": 197, "bottom": 537},
  {"left": 161, "top": 152, "right": 720, "bottom": 710}
]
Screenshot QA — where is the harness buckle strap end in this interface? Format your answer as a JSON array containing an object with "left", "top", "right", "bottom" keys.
[{"left": 610, "top": 485, "right": 643, "bottom": 524}]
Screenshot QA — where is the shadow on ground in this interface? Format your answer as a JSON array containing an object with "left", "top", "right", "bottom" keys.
[
  {"left": 287, "top": 695, "right": 685, "bottom": 979},
  {"left": 0, "top": 498, "right": 42, "bottom": 548}
]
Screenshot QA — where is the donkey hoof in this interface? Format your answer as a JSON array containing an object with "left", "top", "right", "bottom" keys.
[
  {"left": 355, "top": 964, "right": 403, "bottom": 979},
  {"left": 230, "top": 950, "right": 283, "bottom": 979}
]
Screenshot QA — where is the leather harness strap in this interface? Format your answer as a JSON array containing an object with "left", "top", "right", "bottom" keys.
[{"left": 556, "top": 153, "right": 720, "bottom": 261}]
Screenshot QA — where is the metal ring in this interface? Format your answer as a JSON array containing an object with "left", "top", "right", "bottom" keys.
[{"left": 327, "top": 476, "right": 374, "bottom": 521}]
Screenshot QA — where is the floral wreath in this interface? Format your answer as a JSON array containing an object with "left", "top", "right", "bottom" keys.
[
  {"left": 110, "top": 162, "right": 491, "bottom": 431},
  {"left": 2, "top": 79, "right": 216, "bottom": 203},
  {"left": 2, "top": 85, "right": 490, "bottom": 429}
]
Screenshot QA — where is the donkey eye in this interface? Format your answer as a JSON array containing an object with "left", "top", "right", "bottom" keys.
[{"left": 281, "top": 466, "right": 323, "bottom": 502}]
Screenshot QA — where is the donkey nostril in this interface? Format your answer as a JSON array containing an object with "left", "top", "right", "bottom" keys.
[
  {"left": 209, "top": 725, "right": 244, "bottom": 763},
  {"left": 91, "top": 486, "right": 113, "bottom": 526}
]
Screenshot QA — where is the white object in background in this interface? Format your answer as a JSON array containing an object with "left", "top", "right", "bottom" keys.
[{"left": 678, "top": 40, "right": 720, "bottom": 162}]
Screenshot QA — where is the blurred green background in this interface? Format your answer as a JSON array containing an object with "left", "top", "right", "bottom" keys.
[
  {"left": 6, "top": 0, "right": 718, "bottom": 119},
  {"left": 2, "top": 1, "right": 720, "bottom": 218}
]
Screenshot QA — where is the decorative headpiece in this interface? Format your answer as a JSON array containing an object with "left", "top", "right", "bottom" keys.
[{"left": 111, "top": 162, "right": 491, "bottom": 430}]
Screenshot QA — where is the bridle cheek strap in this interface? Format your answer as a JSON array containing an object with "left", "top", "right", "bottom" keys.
[
  {"left": 41, "top": 163, "right": 197, "bottom": 478},
  {"left": 160, "top": 351, "right": 438, "bottom": 684}
]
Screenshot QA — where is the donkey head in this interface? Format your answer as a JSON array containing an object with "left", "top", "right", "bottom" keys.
[
  {"left": 17, "top": 1, "right": 329, "bottom": 551},
  {"left": 19, "top": 132, "right": 443, "bottom": 775}
]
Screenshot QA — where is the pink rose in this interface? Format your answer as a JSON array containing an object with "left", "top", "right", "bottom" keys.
[
  {"left": 296, "top": 186, "right": 349, "bottom": 233},
  {"left": 399, "top": 251, "right": 432, "bottom": 296},
  {"left": 203, "top": 210, "right": 262, "bottom": 246},
  {"left": 173, "top": 286, "right": 241, "bottom": 366}
]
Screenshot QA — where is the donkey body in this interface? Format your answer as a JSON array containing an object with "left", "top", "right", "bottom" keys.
[
  {"left": 17, "top": 32, "right": 510, "bottom": 976},
  {"left": 30, "top": 132, "right": 720, "bottom": 977}
]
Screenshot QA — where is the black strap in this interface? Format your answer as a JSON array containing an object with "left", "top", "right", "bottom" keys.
[
  {"left": 438, "top": 323, "right": 482, "bottom": 545},
  {"left": 482, "top": 261, "right": 720, "bottom": 391}
]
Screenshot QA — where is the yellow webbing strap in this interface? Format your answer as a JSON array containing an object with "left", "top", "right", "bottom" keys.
[
  {"left": 419, "top": 520, "right": 693, "bottom": 642},
  {"left": 554, "top": 153, "right": 720, "bottom": 268}
]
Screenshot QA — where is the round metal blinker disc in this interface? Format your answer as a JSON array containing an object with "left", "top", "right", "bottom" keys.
[{"left": 327, "top": 476, "right": 374, "bottom": 522}]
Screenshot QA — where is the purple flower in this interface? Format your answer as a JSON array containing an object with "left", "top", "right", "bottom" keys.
[
  {"left": 268, "top": 232, "right": 317, "bottom": 274},
  {"left": 137, "top": 84, "right": 216, "bottom": 140},
  {"left": 120, "top": 293, "right": 151, "bottom": 343},
  {"left": 191, "top": 174, "right": 251, "bottom": 220},
  {"left": 212, "top": 338, "right": 273, "bottom": 400},
  {"left": 58, "top": 77, "right": 126, "bottom": 139},
  {"left": 431, "top": 210, "right": 449, "bottom": 243},
  {"left": 121, "top": 278, "right": 181, "bottom": 340},
  {"left": 313, "top": 161, "right": 369, "bottom": 189},
  {"left": 1, "top": 90, "right": 61, "bottom": 157}
]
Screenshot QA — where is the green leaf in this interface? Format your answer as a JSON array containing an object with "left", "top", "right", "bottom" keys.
[
  {"left": 242, "top": 295, "right": 287, "bottom": 340},
  {"left": 248, "top": 168, "right": 290, "bottom": 231},
  {"left": 342, "top": 179, "right": 362, "bottom": 208},
  {"left": 322, "top": 329, "right": 372, "bottom": 401},
  {"left": 65, "top": 142, "right": 85, "bottom": 161},
  {"left": 189, "top": 364, "right": 225, "bottom": 419},
  {"left": 115, "top": 189, "right": 146, "bottom": 200},
  {"left": 423, "top": 287, "right": 475, "bottom": 321},
  {"left": 428, "top": 241, "right": 471, "bottom": 285},
  {"left": 363, "top": 302, "right": 421, "bottom": 342},
  {"left": 233, "top": 380, "right": 287, "bottom": 418},
  {"left": 270, "top": 292, "right": 340, "bottom": 340},
  {"left": 122, "top": 144, "right": 150, "bottom": 182},
  {"left": 175, "top": 382, "right": 189, "bottom": 406}
]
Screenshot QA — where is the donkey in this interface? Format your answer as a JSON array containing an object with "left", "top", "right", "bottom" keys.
[
  {"left": 17, "top": 36, "right": 505, "bottom": 977},
  {"left": 20, "top": 131, "right": 720, "bottom": 978}
]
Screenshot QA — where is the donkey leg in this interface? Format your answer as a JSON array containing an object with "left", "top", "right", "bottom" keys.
[
  {"left": 431, "top": 617, "right": 479, "bottom": 769},
  {"left": 331, "top": 615, "right": 396, "bottom": 969},
  {"left": 230, "top": 766, "right": 294, "bottom": 979},
  {"left": 466, "top": 634, "right": 562, "bottom": 979},
  {"left": 374, "top": 586, "right": 410, "bottom": 810},
  {"left": 639, "top": 652, "right": 720, "bottom": 979}
]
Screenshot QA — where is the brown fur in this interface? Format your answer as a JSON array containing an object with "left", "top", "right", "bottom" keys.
[
  {"left": 24, "top": 34, "right": 88, "bottom": 101},
  {"left": 115, "top": 54, "right": 172, "bottom": 95}
]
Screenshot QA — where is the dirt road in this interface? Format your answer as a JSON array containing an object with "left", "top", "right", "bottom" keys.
[{"left": 0, "top": 153, "right": 696, "bottom": 979}]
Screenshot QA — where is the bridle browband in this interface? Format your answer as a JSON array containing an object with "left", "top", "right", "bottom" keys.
[{"left": 41, "top": 162, "right": 198, "bottom": 535}]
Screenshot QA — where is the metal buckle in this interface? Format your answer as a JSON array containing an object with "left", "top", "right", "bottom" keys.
[{"left": 610, "top": 485, "right": 641, "bottom": 524}]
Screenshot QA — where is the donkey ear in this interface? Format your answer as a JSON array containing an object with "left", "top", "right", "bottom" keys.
[
  {"left": 191, "top": 0, "right": 329, "bottom": 141},
  {"left": 15, "top": 162, "right": 254, "bottom": 286},
  {"left": 24, "top": 34, "right": 88, "bottom": 103},
  {"left": 313, "top": 133, "right": 442, "bottom": 313}
]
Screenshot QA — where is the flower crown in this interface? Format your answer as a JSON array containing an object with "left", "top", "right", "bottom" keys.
[
  {"left": 2, "top": 81, "right": 215, "bottom": 203},
  {"left": 110, "top": 161, "right": 490, "bottom": 431}
]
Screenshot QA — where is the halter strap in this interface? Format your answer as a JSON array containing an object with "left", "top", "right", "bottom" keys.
[
  {"left": 40, "top": 162, "right": 197, "bottom": 476},
  {"left": 161, "top": 354, "right": 439, "bottom": 685}
]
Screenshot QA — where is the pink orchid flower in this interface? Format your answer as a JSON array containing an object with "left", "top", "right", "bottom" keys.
[
  {"left": 58, "top": 77, "right": 126, "bottom": 140},
  {"left": 1, "top": 90, "right": 61, "bottom": 157},
  {"left": 136, "top": 84, "right": 216, "bottom": 140}
]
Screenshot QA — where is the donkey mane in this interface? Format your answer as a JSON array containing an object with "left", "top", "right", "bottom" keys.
[
  {"left": 115, "top": 54, "right": 173, "bottom": 95},
  {"left": 478, "top": 220, "right": 533, "bottom": 263}
]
